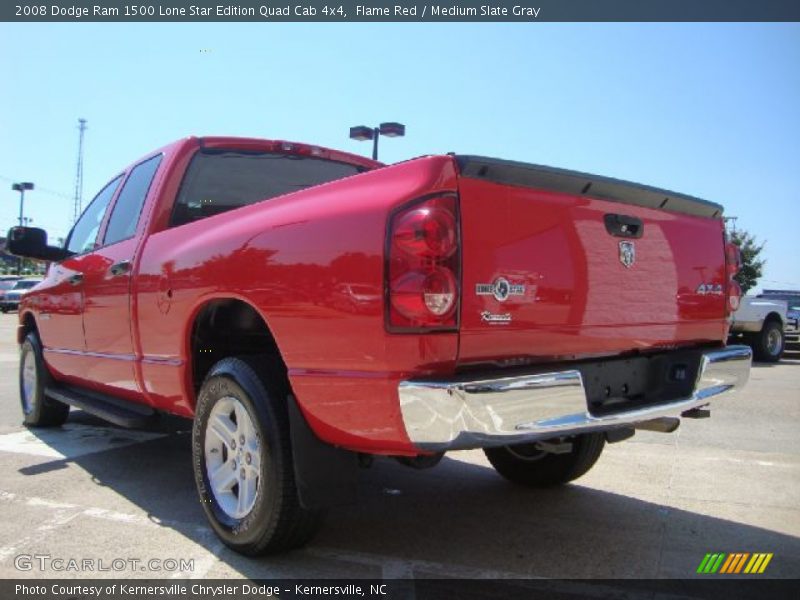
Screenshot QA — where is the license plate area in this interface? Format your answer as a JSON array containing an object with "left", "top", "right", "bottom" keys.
[{"left": 581, "top": 350, "right": 703, "bottom": 416}]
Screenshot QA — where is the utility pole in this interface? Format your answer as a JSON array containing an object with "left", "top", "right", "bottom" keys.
[{"left": 72, "top": 118, "right": 87, "bottom": 223}]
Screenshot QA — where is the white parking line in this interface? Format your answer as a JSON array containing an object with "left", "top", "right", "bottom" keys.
[
  {"left": 179, "top": 537, "right": 227, "bottom": 579},
  {"left": 381, "top": 559, "right": 414, "bottom": 579},
  {"left": 0, "top": 502, "right": 83, "bottom": 562},
  {"left": 698, "top": 456, "right": 794, "bottom": 468},
  {"left": 0, "top": 489, "right": 205, "bottom": 535},
  {"left": 0, "top": 424, "right": 166, "bottom": 459},
  {"left": 0, "top": 489, "right": 718, "bottom": 594},
  {"left": 0, "top": 490, "right": 540, "bottom": 580},
  {"left": 381, "top": 561, "right": 416, "bottom": 600}
]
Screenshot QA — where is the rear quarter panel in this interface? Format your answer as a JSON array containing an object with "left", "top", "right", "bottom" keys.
[{"left": 134, "top": 155, "right": 460, "bottom": 453}]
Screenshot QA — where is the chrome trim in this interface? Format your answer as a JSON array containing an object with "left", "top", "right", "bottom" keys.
[{"left": 398, "top": 346, "right": 752, "bottom": 451}]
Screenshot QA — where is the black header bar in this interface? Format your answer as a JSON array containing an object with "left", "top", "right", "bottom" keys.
[
  {"left": 1, "top": 578, "right": 795, "bottom": 600},
  {"left": 3, "top": 1, "right": 800, "bottom": 22}
]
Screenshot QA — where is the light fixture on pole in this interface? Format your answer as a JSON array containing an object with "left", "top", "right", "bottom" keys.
[
  {"left": 12, "top": 182, "right": 34, "bottom": 227},
  {"left": 349, "top": 122, "right": 405, "bottom": 160}
]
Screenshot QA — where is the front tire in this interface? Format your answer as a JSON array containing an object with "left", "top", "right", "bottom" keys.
[
  {"left": 20, "top": 332, "right": 69, "bottom": 427},
  {"left": 484, "top": 433, "right": 605, "bottom": 487},
  {"left": 192, "top": 357, "right": 323, "bottom": 555},
  {"left": 753, "top": 320, "right": 784, "bottom": 363}
]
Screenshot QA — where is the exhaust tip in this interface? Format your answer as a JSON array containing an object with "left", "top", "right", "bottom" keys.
[
  {"left": 682, "top": 407, "right": 711, "bottom": 419},
  {"left": 634, "top": 417, "right": 680, "bottom": 433}
]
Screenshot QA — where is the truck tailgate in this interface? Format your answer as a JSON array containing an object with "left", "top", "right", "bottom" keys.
[{"left": 455, "top": 156, "right": 728, "bottom": 366}]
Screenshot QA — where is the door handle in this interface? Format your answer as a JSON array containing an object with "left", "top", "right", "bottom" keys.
[
  {"left": 67, "top": 274, "right": 83, "bottom": 286},
  {"left": 109, "top": 260, "right": 132, "bottom": 277}
]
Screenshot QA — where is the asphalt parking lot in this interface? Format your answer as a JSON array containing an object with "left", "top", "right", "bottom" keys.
[{"left": 0, "top": 312, "right": 798, "bottom": 583}]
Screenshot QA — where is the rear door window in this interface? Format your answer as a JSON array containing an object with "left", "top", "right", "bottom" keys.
[{"left": 103, "top": 154, "right": 163, "bottom": 246}]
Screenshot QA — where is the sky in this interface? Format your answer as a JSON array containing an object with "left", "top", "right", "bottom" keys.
[{"left": 1, "top": 22, "right": 798, "bottom": 291}]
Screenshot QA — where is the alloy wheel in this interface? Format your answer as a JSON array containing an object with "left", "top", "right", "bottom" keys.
[{"left": 204, "top": 396, "right": 262, "bottom": 519}]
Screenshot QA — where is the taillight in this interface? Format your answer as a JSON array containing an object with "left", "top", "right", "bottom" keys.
[
  {"left": 725, "top": 239, "right": 742, "bottom": 316},
  {"left": 387, "top": 195, "right": 460, "bottom": 331},
  {"left": 728, "top": 280, "right": 742, "bottom": 312},
  {"left": 725, "top": 242, "right": 741, "bottom": 279}
]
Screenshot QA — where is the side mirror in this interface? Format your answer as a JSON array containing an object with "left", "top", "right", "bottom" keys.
[{"left": 5, "top": 227, "right": 72, "bottom": 262}]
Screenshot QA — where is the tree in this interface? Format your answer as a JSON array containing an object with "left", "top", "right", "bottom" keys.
[{"left": 729, "top": 228, "right": 765, "bottom": 294}]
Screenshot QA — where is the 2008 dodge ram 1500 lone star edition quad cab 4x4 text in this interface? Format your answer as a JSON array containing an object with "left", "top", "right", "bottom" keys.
[{"left": 8, "top": 136, "right": 752, "bottom": 555}]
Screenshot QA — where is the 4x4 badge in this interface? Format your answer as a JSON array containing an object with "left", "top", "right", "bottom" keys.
[
  {"left": 619, "top": 241, "right": 636, "bottom": 268},
  {"left": 476, "top": 277, "right": 525, "bottom": 302}
]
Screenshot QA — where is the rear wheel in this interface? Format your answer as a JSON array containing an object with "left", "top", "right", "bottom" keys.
[
  {"left": 192, "top": 357, "right": 323, "bottom": 555},
  {"left": 20, "top": 332, "right": 69, "bottom": 427},
  {"left": 484, "top": 433, "right": 605, "bottom": 487},
  {"left": 753, "top": 320, "right": 784, "bottom": 363}
]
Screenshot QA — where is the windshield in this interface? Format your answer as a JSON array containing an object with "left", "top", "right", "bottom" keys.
[
  {"left": 0, "top": 281, "right": 17, "bottom": 291},
  {"left": 13, "top": 280, "right": 39, "bottom": 290}
]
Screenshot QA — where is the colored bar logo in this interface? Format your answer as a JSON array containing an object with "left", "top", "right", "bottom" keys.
[{"left": 697, "top": 553, "right": 773, "bottom": 574}]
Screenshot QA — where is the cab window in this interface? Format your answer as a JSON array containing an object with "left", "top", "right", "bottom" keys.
[
  {"left": 170, "top": 150, "right": 364, "bottom": 227},
  {"left": 103, "top": 154, "right": 162, "bottom": 246},
  {"left": 66, "top": 177, "right": 122, "bottom": 255}
]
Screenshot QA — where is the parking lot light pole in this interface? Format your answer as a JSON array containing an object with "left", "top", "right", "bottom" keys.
[
  {"left": 11, "top": 183, "right": 34, "bottom": 275},
  {"left": 12, "top": 182, "right": 34, "bottom": 227},
  {"left": 349, "top": 122, "right": 405, "bottom": 161}
]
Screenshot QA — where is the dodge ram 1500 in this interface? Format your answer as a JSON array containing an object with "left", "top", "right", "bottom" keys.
[{"left": 8, "top": 136, "right": 752, "bottom": 555}]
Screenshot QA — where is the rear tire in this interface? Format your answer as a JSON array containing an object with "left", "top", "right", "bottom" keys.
[
  {"left": 753, "top": 320, "right": 784, "bottom": 363},
  {"left": 192, "top": 356, "right": 323, "bottom": 555},
  {"left": 484, "top": 433, "right": 605, "bottom": 487},
  {"left": 20, "top": 332, "right": 69, "bottom": 427}
]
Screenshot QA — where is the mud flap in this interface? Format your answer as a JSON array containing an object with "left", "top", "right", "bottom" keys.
[{"left": 287, "top": 395, "right": 359, "bottom": 510}]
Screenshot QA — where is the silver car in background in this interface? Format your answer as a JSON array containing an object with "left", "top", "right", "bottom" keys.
[{"left": 0, "top": 278, "right": 42, "bottom": 313}]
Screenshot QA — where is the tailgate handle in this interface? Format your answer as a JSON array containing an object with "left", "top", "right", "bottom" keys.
[{"left": 604, "top": 214, "right": 643, "bottom": 239}]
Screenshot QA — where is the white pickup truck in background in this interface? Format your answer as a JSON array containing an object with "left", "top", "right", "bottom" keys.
[
  {"left": 729, "top": 296, "right": 787, "bottom": 362},
  {"left": 758, "top": 290, "right": 800, "bottom": 353}
]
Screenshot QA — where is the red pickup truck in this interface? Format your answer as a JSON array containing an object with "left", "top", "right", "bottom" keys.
[{"left": 8, "top": 136, "right": 752, "bottom": 555}]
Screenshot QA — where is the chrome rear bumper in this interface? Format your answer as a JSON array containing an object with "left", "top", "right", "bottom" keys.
[{"left": 398, "top": 346, "right": 752, "bottom": 451}]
